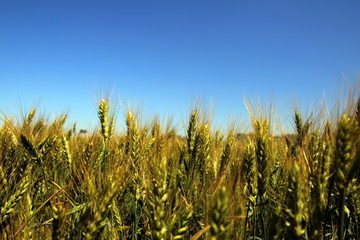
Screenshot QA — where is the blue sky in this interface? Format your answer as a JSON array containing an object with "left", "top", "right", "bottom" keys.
[{"left": 0, "top": 1, "right": 359, "bottom": 131}]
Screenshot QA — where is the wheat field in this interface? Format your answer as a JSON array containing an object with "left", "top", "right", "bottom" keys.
[{"left": 1, "top": 89, "right": 360, "bottom": 240}]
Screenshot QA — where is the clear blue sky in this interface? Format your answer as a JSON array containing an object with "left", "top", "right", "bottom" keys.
[{"left": 0, "top": 1, "right": 359, "bottom": 131}]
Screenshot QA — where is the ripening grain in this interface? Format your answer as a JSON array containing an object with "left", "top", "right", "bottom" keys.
[{"left": 1, "top": 94, "right": 360, "bottom": 240}]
